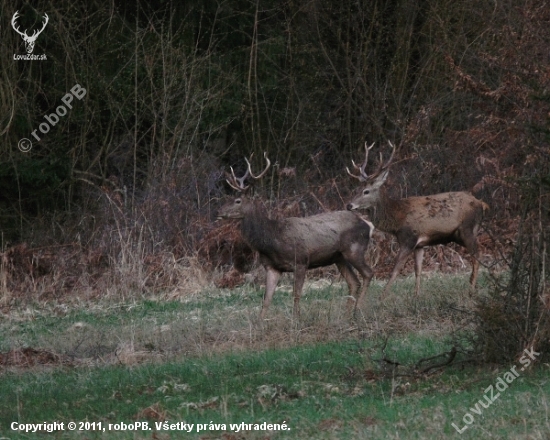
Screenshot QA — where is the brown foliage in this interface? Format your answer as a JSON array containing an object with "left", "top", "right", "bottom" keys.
[
  {"left": 439, "top": 0, "right": 550, "bottom": 363},
  {"left": 0, "top": 348, "right": 71, "bottom": 368}
]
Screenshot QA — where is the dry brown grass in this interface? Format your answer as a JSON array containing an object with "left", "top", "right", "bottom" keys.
[
  {"left": 0, "top": 271, "right": 482, "bottom": 372},
  {"left": 0, "top": 243, "right": 455, "bottom": 312}
]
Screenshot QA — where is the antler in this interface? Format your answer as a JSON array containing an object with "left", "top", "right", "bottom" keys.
[
  {"left": 245, "top": 152, "right": 271, "bottom": 179},
  {"left": 346, "top": 142, "right": 375, "bottom": 182},
  {"left": 11, "top": 11, "right": 26, "bottom": 37},
  {"left": 226, "top": 152, "right": 271, "bottom": 192},
  {"left": 11, "top": 11, "right": 49, "bottom": 39},
  {"left": 347, "top": 141, "right": 396, "bottom": 182},
  {"left": 226, "top": 166, "right": 250, "bottom": 192},
  {"left": 380, "top": 140, "right": 396, "bottom": 172}
]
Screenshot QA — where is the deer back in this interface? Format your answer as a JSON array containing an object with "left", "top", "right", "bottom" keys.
[
  {"left": 218, "top": 198, "right": 371, "bottom": 271},
  {"left": 281, "top": 210, "right": 371, "bottom": 251},
  {"left": 400, "top": 192, "right": 486, "bottom": 237}
]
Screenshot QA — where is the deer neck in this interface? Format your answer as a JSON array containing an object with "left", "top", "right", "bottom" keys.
[
  {"left": 370, "top": 187, "right": 406, "bottom": 234},
  {"left": 240, "top": 202, "right": 278, "bottom": 252}
]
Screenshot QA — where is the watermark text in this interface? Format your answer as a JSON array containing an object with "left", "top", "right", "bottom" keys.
[
  {"left": 18, "top": 84, "right": 86, "bottom": 152},
  {"left": 451, "top": 346, "right": 540, "bottom": 433}
]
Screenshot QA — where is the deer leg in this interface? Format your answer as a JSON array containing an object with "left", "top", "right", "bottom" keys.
[
  {"left": 381, "top": 246, "right": 414, "bottom": 300},
  {"left": 467, "top": 244, "right": 480, "bottom": 295},
  {"left": 336, "top": 261, "right": 361, "bottom": 312},
  {"left": 413, "top": 247, "right": 425, "bottom": 296},
  {"left": 470, "top": 256, "right": 479, "bottom": 286},
  {"left": 461, "top": 232, "right": 480, "bottom": 294},
  {"left": 260, "top": 267, "right": 281, "bottom": 319},
  {"left": 340, "top": 252, "right": 374, "bottom": 314},
  {"left": 292, "top": 265, "right": 307, "bottom": 318},
  {"left": 355, "top": 262, "right": 374, "bottom": 312}
]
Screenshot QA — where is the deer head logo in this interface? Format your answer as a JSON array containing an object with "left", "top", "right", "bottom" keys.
[{"left": 12, "top": 11, "right": 49, "bottom": 54}]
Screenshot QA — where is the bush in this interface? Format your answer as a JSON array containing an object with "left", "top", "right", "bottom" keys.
[{"left": 474, "top": 165, "right": 550, "bottom": 363}]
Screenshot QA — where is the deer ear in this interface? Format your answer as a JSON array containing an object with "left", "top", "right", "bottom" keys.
[{"left": 371, "top": 169, "right": 389, "bottom": 187}]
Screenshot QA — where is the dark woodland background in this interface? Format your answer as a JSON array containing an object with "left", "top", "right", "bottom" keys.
[{"left": 0, "top": 0, "right": 549, "bottom": 348}]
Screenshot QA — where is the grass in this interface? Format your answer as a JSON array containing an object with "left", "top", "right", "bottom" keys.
[
  {"left": 1, "top": 339, "right": 549, "bottom": 439},
  {"left": 1, "top": 272, "right": 472, "bottom": 359},
  {"left": 1, "top": 272, "right": 548, "bottom": 439}
]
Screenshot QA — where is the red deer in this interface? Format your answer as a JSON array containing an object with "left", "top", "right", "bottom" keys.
[
  {"left": 217, "top": 153, "right": 374, "bottom": 319},
  {"left": 346, "top": 142, "right": 489, "bottom": 299}
]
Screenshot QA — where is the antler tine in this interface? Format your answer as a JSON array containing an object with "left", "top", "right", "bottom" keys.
[
  {"left": 369, "top": 140, "right": 397, "bottom": 177},
  {"left": 225, "top": 165, "right": 250, "bottom": 192},
  {"left": 245, "top": 152, "right": 271, "bottom": 180},
  {"left": 380, "top": 140, "right": 396, "bottom": 171},
  {"left": 346, "top": 141, "right": 375, "bottom": 182}
]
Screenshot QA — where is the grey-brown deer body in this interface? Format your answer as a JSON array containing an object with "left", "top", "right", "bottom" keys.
[
  {"left": 347, "top": 142, "right": 489, "bottom": 298},
  {"left": 218, "top": 154, "right": 373, "bottom": 319}
]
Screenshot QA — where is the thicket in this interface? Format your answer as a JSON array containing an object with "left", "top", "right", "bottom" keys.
[
  {"left": 1, "top": 0, "right": 511, "bottom": 243},
  {"left": 0, "top": 0, "right": 548, "bottom": 361},
  {"left": 446, "top": 0, "right": 550, "bottom": 363}
]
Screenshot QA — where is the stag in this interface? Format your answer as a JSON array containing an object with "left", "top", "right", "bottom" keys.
[
  {"left": 217, "top": 153, "right": 374, "bottom": 319},
  {"left": 346, "top": 141, "right": 489, "bottom": 299},
  {"left": 12, "top": 11, "right": 49, "bottom": 54}
]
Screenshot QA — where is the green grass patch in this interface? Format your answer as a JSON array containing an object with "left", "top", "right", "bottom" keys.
[{"left": 1, "top": 338, "right": 549, "bottom": 439}]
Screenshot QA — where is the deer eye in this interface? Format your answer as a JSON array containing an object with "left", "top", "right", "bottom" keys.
[
  {"left": 363, "top": 189, "right": 370, "bottom": 195},
  {"left": 235, "top": 198, "right": 242, "bottom": 204}
]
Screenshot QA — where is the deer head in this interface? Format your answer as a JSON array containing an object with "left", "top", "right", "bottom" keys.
[
  {"left": 217, "top": 152, "right": 271, "bottom": 219},
  {"left": 346, "top": 141, "right": 396, "bottom": 211},
  {"left": 12, "top": 11, "right": 49, "bottom": 54}
]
